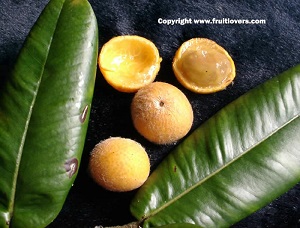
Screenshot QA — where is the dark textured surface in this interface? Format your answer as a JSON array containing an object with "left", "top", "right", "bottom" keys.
[{"left": 1, "top": 0, "right": 300, "bottom": 227}]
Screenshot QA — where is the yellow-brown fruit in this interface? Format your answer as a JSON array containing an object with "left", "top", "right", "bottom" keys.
[
  {"left": 173, "top": 38, "right": 236, "bottom": 94},
  {"left": 131, "top": 81, "right": 193, "bottom": 144},
  {"left": 98, "top": 35, "right": 162, "bottom": 93},
  {"left": 88, "top": 137, "right": 150, "bottom": 192}
]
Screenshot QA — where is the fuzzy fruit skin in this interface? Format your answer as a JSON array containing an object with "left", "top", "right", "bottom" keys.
[
  {"left": 131, "top": 82, "right": 194, "bottom": 144},
  {"left": 88, "top": 137, "right": 150, "bottom": 192}
]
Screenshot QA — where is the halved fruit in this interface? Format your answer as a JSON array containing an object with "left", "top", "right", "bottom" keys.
[
  {"left": 173, "top": 38, "right": 235, "bottom": 94},
  {"left": 98, "top": 35, "right": 162, "bottom": 93}
]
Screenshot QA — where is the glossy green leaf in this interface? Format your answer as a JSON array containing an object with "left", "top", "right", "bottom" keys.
[
  {"left": 0, "top": 0, "right": 98, "bottom": 227},
  {"left": 156, "top": 224, "right": 202, "bottom": 228},
  {"left": 131, "top": 65, "right": 300, "bottom": 227}
]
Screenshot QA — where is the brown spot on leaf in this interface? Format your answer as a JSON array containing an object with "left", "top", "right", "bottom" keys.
[
  {"left": 64, "top": 158, "right": 78, "bottom": 178},
  {"left": 79, "top": 105, "right": 89, "bottom": 123}
]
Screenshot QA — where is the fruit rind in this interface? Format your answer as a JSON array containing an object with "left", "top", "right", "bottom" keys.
[
  {"left": 173, "top": 38, "right": 235, "bottom": 94},
  {"left": 131, "top": 82, "right": 194, "bottom": 145},
  {"left": 88, "top": 137, "right": 150, "bottom": 192},
  {"left": 98, "top": 35, "right": 162, "bottom": 93}
]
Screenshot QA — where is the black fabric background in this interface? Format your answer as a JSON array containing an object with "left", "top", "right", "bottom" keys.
[{"left": 1, "top": 0, "right": 300, "bottom": 227}]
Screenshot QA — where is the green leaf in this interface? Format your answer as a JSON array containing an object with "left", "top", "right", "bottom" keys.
[
  {"left": 130, "top": 64, "right": 300, "bottom": 227},
  {"left": 156, "top": 224, "right": 202, "bottom": 228},
  {"left": 0, "top": 0, "right": 98, "bottom": 227}
]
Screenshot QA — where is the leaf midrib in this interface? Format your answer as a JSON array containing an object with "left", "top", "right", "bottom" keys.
[{"left": 145, "top": 110, "right": 300, "bottom": 220}]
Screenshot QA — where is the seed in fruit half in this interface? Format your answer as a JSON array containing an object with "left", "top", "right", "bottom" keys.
[
  {"left": 173, "top": 38, "right": 236, "bottom": 94},
  {"left": 98, "top": 35, "right": 162, "bottom": 93}
]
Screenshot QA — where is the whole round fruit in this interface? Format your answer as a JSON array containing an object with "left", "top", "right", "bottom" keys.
[
  {"left": 131, "top": 81, "right": 193, "bottom": 144},
  {"left": 88, "top": 137, "right": 150, "bottom": 192}
]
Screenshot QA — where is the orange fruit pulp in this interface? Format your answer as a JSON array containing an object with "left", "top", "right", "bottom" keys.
[{"left": 98, "top": 35, "right": 162, "bottom": 93}]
